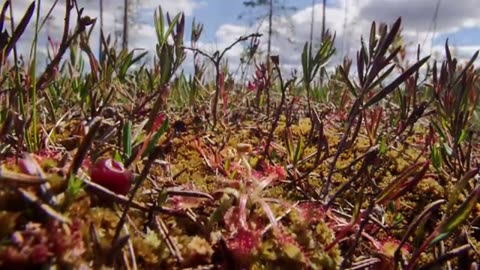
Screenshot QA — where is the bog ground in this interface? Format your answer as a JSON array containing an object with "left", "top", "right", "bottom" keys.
[{"left": 0, "top": 1, "right": 479, "bottom": 270}]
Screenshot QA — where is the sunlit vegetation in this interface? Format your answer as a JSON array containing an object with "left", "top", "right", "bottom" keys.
[{"left": 0, "top": 1, "right": 479, "bottom": 269}]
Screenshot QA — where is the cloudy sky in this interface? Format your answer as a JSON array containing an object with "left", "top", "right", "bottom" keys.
[{"left": 7, "top": 0, "right": 480, "bottom": 73}]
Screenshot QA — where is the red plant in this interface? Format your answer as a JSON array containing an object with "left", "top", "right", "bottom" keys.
[
  {"left": 218, "top": 149, "right": 287, "bottom": 231},
  {"left": 0, "top": 220, "right": 85, "bottom": 267},
  {"left": 247, "top": 81, "right": 256, "bottom": 92},
  {"left": 296, "top": 201, "right": 326, "bottom": 223},
  {"left": 250, "top": 63, "right": 271, "bottom": 107},
  {"left": 90, "top": 159, "right": 133, "bottom": 195},
  {"left": 225, "top": 227, "right": 260, "bottom": 266},
  {"left": 193, "top": 138, "right": 229, "bottom": 176},
  {"left": 219, "top": 71, "right": 227, "bottom": 115},
  {"left": 363, "top": 107, "right": 384, "bottom": 145}
]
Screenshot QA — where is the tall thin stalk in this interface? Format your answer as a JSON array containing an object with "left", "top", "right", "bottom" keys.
[
  {"left": 309, "top": 0, "right": 315, "bottom": 45},
  {"left": 320, "top": 0, "right": 327, "bottom": 86},
  {"left": 122, "top": 0, "right": 128, "bottom": 50},
  {"left": 321, "top": 0, "right": 326, "bottom": 41},
  {"left": 9, "top": 1, "right": 30, "bottom": 150},
  {"left": 29, "top": 0, "right": 43, "bottom": 151},
  {"left": 99, "top": 0, "right": 103, "bottom": 58},
  {"left": 267, "top": 0, "right": 273, "bottom": 60}
]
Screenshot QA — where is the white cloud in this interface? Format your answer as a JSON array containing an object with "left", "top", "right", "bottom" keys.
[
  {"left": 199, "top": 0, "right": 480, "bottom": 79},
  {"left": 431, "top": 44, "right": 480, "bottom": 62},
  {"left": 5, "top": 0, "right": 201, "bottom": 66},
  {"left": 358, "top": 0, "right": 480, "bottom": 34},
  {"left": 140, "top": 0, "right": 201, "bottom": 16},
  {"left": 4, "top": 0, "right": 479, "bottom": 77}
]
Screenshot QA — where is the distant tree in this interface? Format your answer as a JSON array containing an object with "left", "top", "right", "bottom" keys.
[
  {"left": 321, "top": 0, "right": 326, "bottom": 42},
  {"left": 309, "top": 0, "right": 328, "bottom": 46},
  {"left": 241, "top": 0, "right": 297, "bottom": 61},
  {"left": 105, "top": 0, "right": 139, "bottom": 51},
  {"left": 123, "top": 0, "right": 128, "bottom": 50}
]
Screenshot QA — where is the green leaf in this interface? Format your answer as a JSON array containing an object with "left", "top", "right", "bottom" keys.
[
  {"left": 301, "top": 42, "right": 309, "bottom": 81},
  {"left": 444, "top": 167, "right": 479, "bottom": 215},
  {"left": 431, "top": 121, "right": 446, "bottom": 140},
  {"left": 65, "top": 174, "right": 84, "bottom": 207},
  {"left": 379, "top": 136, "right": 388, "bottom": 155},
  {"left": 457, "top": 129, "right": 467, "bottom": 144},
  {"left": 431, "top": 186, "right": 480, "bottom": 245},
  {"left": 393, "top": 213, "right": 404, "bottom": 225},
  {"left": 119, "top": 51, "right": 134, "bottom": 79},
  {"left": 113, "top": 151, "right": 122, "bottom": 162},
  {"left": 164, "top": 14, "right": 181, "bottom": 45},
  {"left": 431, "top": 144, "right": 442, "bottom": 169},
  {"left": 293, "top": 138, "right": 304, "bottom": 165},
  {"left": 154, "top": 7, "right": 165, "bottom": 48},
  {"left": 159, "top": 45, "right": 173, "bottom": 86},
  {"left": 123, "top": 120, "right": 132, "bottom": 162}
]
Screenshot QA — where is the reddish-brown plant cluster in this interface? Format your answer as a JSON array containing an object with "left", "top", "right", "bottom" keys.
[{"left": 0, "top": 220, "right": 85, "bottom": 268}]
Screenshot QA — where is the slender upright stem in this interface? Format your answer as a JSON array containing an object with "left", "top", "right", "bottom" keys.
[
  {"left": 99, "top": 0, "right": 103, "bottom": 58},
  {"left": 122, "top": 0, "right": 128, "bottom": 50},
  {"left": 321, "top": 0, "right": 326, "bottom": 42},
  {"left": 267, "top": 0, "right": 273, "bottom": 60},
  {"left": 31, "top": 0, "right": 42, "bottom": 150}
]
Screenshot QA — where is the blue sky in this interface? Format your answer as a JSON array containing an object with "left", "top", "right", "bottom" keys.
[
  {"left": 8, "top": 0, "right": 480, "bottom": 71},
  {"left": 190, "top": 0, "right": 320, "bottom": 41},
  {"left": 185, "top": 0, "right": 480, "bottom": 67},
  {"left": 435, "top": 27, "right": 480, "bottom": 45}
]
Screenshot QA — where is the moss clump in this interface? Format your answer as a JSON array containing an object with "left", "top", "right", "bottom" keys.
[
  {"left": 181, "top": 236, "right": 214, "bottom": 267},
  {"left": 248, "top": 201, "right": 341, "bottom": 269}
]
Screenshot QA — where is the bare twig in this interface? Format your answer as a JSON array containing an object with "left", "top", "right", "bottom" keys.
[
  {"left": 263, "top": 58, "right": 295, "bottom": 159},
  {"left": 183, "top": 33, "right": 262, "bottom": 127},
  {"left": 36, "top": 0, "right": 95, "bottom": 90},
  {"left": 68, "top": 116, "right": 103, "bottom": 177},
  {"left": 122, "top": 223, "right": 138, "bottom": 270},
  {"left": 17, "top": 187, "right": 70, "bottom": 224},
  {"left": 154, "top": 215, "right": 183, "bottom": 263},
  {"left": 111, "top": 147, "right": 163, "bottom": 246},
  {"left": 0, "top": 168, "right": 46, "bottom": 185}
]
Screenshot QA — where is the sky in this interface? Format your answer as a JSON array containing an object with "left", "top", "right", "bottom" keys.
[{"left": 6, "top": 0, "right": 480, "bottom": 74}]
